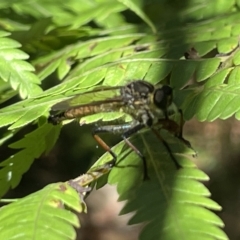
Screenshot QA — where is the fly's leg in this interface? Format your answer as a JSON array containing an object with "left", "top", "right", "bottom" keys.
[
  {"left": 92, "top": 124, "right": 136, "bottom": 168},
  {"left": 155, "top": 110, "right": 186, "bottom": 169},
  {"left": 151, "top": 128, "right": 181, "bottom": 169},
  {"left": 157, "top": 111, "right": 196, "bottom": 162},
  {"left": 178, "top": 109, "right": 184, "bottom": 138},
  {"left": 121, "top": 124, "right": 148, "bottom": 180},
  {"left": 92, "top": 123, "right": 149, "bottom": 180},
  {"left": 177, "top": 110, "right": 196, "bottom": 156},
  {"left": 92, "top": 128, "right": 118, "bottom": 168},
  {"left": 177, "top": 109, "right": 191, "bottom": 145}
]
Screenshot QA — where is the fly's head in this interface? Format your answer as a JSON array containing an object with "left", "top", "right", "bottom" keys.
[
  {"left": 147, "top": 84, "right": 179, "bottom": 122},
  {"left": 153, "top": 85, "right": 173, "bottom": 110},
  {"left": 120, "top": 81, "right": 178, "bottom": 126}
]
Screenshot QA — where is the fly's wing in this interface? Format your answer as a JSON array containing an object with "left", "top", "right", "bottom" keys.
[{"left": 51, "top": 86, "right": 123, "bottom": 111}]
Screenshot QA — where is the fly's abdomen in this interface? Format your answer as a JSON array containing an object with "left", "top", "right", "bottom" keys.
[
  {"left": 49, "top": 103, "right": 122, "bottom": 125},
  {"left": 65, "top": 105, "right": 105, "bottom": 118}
]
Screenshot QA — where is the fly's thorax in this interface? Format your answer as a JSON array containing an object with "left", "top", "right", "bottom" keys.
[
  {"left": 121, "top": 82, "right": 163, "bottom": 127},
  {"left": 119, "top": 81, "right": 154, "bottom": 124},
  {"left": 125, "top": 80, "right": 154, "bottom": 96},
  {"left": 121, "top": 80, "right": 154, "bottom": 105}
]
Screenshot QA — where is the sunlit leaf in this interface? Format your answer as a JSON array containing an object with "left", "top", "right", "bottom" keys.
[{"left": 0, "top": 183, "right": 85, "bottom": 240}]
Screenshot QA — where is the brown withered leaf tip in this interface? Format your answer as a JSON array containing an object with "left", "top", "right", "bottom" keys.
[
  {"left": 184, "top": 47, "right": 200, "bottom": 59},
  {"left": 59, "top": 184, "right": 67, "bottom": 192},
  {"left": 134, "top": 45, "right": 150, "bottom": 52},
  {"left": 89, "top": 42, "right": 98, "bottom": 51}
]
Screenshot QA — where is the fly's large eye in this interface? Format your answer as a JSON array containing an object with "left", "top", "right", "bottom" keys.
[
  {"left": 162, "top": 85, "right": 172, "bottom": 96},
  {"left": 153, "top": 85, "right": 172, "bottom": 109}
]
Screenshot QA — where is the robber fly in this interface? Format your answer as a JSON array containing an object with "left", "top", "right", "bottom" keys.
[{"left": 48, "top": 80, "right": 183, "bottom": 179}]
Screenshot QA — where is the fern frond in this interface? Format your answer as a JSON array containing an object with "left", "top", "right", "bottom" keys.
[
  {"left": 92, "top": 129, "right": 228, "bottom": 240},
  {"left": 0, "top": 31, "right": 42, "bottom": 98},
  {"left": 0, "top": 124, "right": 60, "bottom": 197},
  {"left": 0, "top": 183, "right": 84, "bottom": 240},
  {"left": 180, "top": 83, "right": 240, "bottom": 121},
  {"left": 118, "top": 0, "right": 156, "bottom": 33},
  {"left": 0, "top": 1, "right": 239, "bottom": 239}
]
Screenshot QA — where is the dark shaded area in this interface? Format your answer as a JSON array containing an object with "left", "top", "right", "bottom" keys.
[{"left": 3, "top": 122, "right": 120, "bottom": 198}]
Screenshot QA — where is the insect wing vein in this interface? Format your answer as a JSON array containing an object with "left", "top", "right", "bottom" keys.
[{"left": 51, "top": 87, "right": 122, "bottom": 111}]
